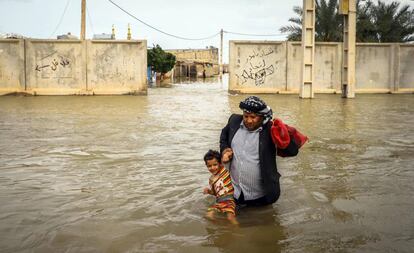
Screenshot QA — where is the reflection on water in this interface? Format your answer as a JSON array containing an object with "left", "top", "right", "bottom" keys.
[{"left": 0, "top": 75, "right": 413, "bottom": 252}]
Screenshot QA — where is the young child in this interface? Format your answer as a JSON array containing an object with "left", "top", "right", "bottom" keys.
[{"left": 203, "top": 149, "right": 238, "bottom": 225}]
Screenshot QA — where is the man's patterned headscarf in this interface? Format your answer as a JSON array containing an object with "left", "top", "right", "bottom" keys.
[{"left": 239, "top": 96, "right": 273, "bottom": 125}]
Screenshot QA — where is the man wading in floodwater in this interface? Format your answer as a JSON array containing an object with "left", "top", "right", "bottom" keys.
[{"left": 220, "top": 96, "right": 307, "bottom": 207}]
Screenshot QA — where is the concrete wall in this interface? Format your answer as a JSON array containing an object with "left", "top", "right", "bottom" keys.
[
  {"left": 0, "top": 39, "right": 147, "bottom": 95},
  {"left": 286, "top": 42, "right": 342, "bottom": 93},
  {"left": 25, "top": 39, "right": 86, "bottom": 95},
  {"left": 399, "top": 45, "right": 414, "bottom": 90},
  {"left": 0, "top": 39, "right": 25, "bottom": 95},
  {"left": 286, "top": 42, "right": 302, "bottom": 92},
  {"left": 87, "top": 40, "right": 147, "bottom": 95},
  {"left": 229, "top": 40, "right": 414, "bottom": 94},
  {"left": 355, "top": 44, "right": 392, "bottom": 92},
  {"left": 229, "top": 41, "right": 287, "bottom": 93},
  {"left": 314, "top": 43, "right": 342, "bottom": 92}
]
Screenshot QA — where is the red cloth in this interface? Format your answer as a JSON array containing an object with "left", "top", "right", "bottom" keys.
[
  {"left": 271, "top": 118, "right": 308, "bottom": 150},
  {"left": 271, "top": 119, "right": 290, "bottom": 149}
]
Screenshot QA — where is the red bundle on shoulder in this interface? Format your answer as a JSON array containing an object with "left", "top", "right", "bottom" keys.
[
  {"left": 271, "top": 119, "right": 290, "bottom": 149},
  {"left": 271, "top": 118, "right": 308, "bottom": 153}
]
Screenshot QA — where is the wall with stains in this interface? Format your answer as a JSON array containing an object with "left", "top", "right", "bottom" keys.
[
  {"left": 229, "top": 41, "right": 287, "bottom": 93},
  {"left": 87, "top": 40, "right": 147, "bottom": 95},
  {"left": 356, "top": 44, "right": 392, "bottom": 92},
  {"left": 229, "top": 41, "right": 414, "bottom": 94},
  {"left": 356, "top": 43, "right": 414, "bottom": 93},
  {"left": 314, "top": 43, "right": 342, "bottom": 92},
  {"left": 25, "top": 40, "right": 86, "bottom": 95},
  {"left": 399, "top": 45, "right": 414, "bottom": 90},
  {"left": 0, "top": 39, "right": 25, "bottom": 95},
  {"left": 0, "top": 39, "right": 147, "bottom": 95},
  {"left": 286, "top": 42, "right": 302, "bottom": 92}
]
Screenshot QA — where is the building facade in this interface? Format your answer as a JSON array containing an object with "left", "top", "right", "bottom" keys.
[{"left": 166, "top": 47, "right": 219, "bottom": 78}]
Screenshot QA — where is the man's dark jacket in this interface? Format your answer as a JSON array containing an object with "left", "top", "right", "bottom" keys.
[{"left": 220, "top": 114, "right": 299, "bottom": 204}]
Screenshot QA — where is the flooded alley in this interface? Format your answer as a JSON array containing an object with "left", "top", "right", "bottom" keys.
[{"left": 0, "top": 76, "right": 413, "bottom": 253}]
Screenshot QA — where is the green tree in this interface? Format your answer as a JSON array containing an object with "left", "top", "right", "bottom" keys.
[
  {"left": 279, "top": 6, "right": 303, "bottom": 41},
  {"left": 315, "top": 0, "right": 343, "bottom": 41},
  {"left": 280, "top": 0, "right": 342, "bottom": 42},
  {"left": 367, "top": 0, "right": 414, "bottom": 42},
  {"left": 280, "top": 0, "right": 414, "bottom": 43},
  {"left": 147, "top": 44, "right": 176, "bottom": 75},
  {"left": 356, "top": 0, "right": 377, "bottom": 42}
]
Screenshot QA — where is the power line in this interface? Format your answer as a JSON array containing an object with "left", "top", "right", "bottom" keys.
[
  {"left": 86, "top": 6, "right": 95, "bottom": 35},
  {"left": 107, "top": 0, "right": 220, "bottom": 41},
  {"left": 224, "top": 30, "right": 286, "bottom": 37},
  {"left": 49, "top": 0, "right": 72, "bottom": 38}
]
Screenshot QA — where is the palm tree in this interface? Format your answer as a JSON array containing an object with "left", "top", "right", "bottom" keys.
[
  {"left": 368, "top": 0, "right": 414, "bottom": 42},
  {"left": 356, "top": 0, "right": 377, "bottom": 42},
  {"left": 280, "top": 0, "right": 414, "bottom": 43},
  {"left": 280, "top": 0, "right": 342, "bottom": 42},
  {"left": 315, "top": 0, "right": 343, "bottom": 41},
  {"left": 279, "top": 6, "right": 303, "bottom": 41}
]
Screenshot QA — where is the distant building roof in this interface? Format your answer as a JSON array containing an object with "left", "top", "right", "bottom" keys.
[
  {"left": 93, "top": 33, "right": 114, "bottom": 40},
  {"left": 1, "top": 33, "right": 25, "bottom": 39},
  {"left": 57, "top": 32, "right": 78, "bottom": 40}
]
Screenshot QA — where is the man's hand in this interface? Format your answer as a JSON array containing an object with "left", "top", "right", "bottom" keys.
[{"left": 222, "top": 148, "right": 233, "bottom": 163}]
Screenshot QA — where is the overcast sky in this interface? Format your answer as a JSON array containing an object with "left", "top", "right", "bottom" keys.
[{"left": 1, "top": 0, "right": 413, "bottom": 63}]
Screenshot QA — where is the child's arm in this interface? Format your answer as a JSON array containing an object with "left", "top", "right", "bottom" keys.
[{"left": 203, "top": 187, "right": 213, "bottom": 195}]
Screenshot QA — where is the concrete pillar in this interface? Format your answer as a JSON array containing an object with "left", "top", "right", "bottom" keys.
[
  {"left": 300, "top": 0, "right": 315, "bottom": 98},
  {"left": 340, "top": 0, "right": 356, "bottom": 98}
]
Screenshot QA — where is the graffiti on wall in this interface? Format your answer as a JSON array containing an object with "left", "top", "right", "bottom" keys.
[
  {"left": 235, "top": 47, "right": 276, "bottom": 86},
  {"left": 35, "top": 52, "right": 71, "bottom": 72},
  {"left": 34, "top": 51, "right": 73, "bottom": 79}
]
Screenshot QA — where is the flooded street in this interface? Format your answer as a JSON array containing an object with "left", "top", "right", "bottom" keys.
[{"left": 1, "top": 76, "right": 414, "bottom": 253}]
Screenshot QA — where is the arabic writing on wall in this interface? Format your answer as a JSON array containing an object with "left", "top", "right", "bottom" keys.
[
  {"left": 35, "top": 56, "right": 70, "bottom": 72},
  {"left": 35, "top": 51, "right": 72, "bottom": 79},
  {"left": 235, "top": 47, "right": 276, "bottom": 86}
]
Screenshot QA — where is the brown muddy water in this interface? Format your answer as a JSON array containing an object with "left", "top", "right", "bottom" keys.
[{"left": 0, "top": 76, "right": 413, "bottom": 253}]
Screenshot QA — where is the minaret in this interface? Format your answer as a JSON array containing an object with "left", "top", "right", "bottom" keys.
[
  {"left": 111, "top": 24, "right": 116, "bottom": 40},
  {"left": 127, "top": 23, "right": 132, "bottom": 40}
]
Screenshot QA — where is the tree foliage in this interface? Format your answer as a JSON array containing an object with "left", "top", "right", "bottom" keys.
[
  {"left": 368, "top": 0, "right": 414, "bottom": 42},
  {"left": 280, "top": 0, "right": 414, "bottom": 43},
  {"left": 279, "top": 6, "right": 303, "bottom": 41},
  {"left": 147, "top": 44, "right": 176, "bottom": 74},
  {"left": 315, "top": 0, "right": 343, "bottom": 41}
]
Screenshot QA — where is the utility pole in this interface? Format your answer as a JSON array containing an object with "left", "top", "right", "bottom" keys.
[
  {"left": 220, "top": 29, "right": 223, "bottom": 79},
  {"left": 81, "top": 0, "right": 86, "bottom": 40}
]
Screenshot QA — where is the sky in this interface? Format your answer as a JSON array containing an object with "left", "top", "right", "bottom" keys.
[{"left": 1, "top": 0, "right": 413, "bottom": 63}]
